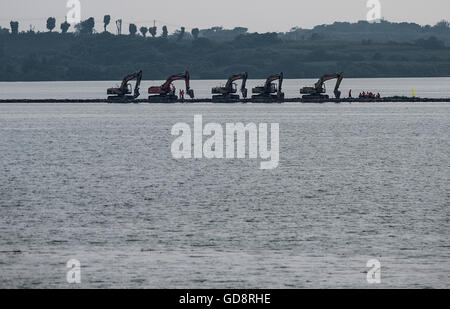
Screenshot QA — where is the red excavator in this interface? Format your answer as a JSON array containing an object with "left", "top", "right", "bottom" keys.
[
  {"left": 300, "top": 72, "right": 344, "bottom": 99},
  {"left": 211, "top": 72, "right": 248, "bottom": 103},
  {"left": 251, "top": 73, "right": 284, "bottom": 102},
  {"left": 107, "top": 70, "right": 143, "bottom": 103},
  {"left": 148, "top": 71, "right": 194, "bottom": 103}
]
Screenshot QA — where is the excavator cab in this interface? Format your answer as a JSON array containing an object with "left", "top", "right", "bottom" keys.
[
  {"left": 125, "top": 83, "right": 133, "bottom": 95},
  {"left": 212, "top": 83, "right": 237, "bottom": 94},
  {"left": 230, "top": 83, "right": 238, "bottom": 94},
  {"left": 268, "top": 83, "right": 277, "bottom": 93}
]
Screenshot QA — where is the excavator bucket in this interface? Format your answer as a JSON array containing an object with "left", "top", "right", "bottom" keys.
[{"left": 242, "top": 88, "right": 248, "bottom": 99}]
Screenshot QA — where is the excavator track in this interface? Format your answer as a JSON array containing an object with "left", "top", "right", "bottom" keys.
[
  {"left": 107, "top": 95, "right": 139, "bottom": 103},
  {"left": 301, "top": 94, "right": 330, "bottom": 101},
  {"left": 148, "top": 94, "right": 179, "bottom": 103},
  {"left": 251, "top": 94, "right": 284, "bottom": 103},
  {"left": 212, "top": 94, "right": 241, "bottom": 103}
]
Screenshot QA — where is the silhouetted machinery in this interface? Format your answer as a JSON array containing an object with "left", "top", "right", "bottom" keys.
[
  {"left": 148, "top": 71, "right": 194, "bottom": 103},
  {"left": 300, "top": 72, "right": 344, "bottom": 99},
  {"left": 107, "top": 70, "right": 142, "bottom": 103},
  {"left": 212, "top": 72, "right": 248, "bottom": 103},
  {"left": 251, "top": 73, "right": 284, "bottom": 102}
]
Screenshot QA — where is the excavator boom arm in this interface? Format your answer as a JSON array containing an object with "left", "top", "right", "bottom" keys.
[
  {"left": 225, "top": 73, "right": 248, "bottom": 89},
  {"left": 241, "top": 73, "right": 248, "bottom": 97},
  {"left": 315, "top": 73, "right": 341, "bottom": 90},
  {"left": 278, "top": 73, "right": 283, "bottom": 95},
  {"left": 120, "top": 71, "right": 141, "bottom": 90},
  {"left": 334, "top": 72, "right": 344, "bottom": 92},
  {"left": 160, "top": 71, "right": 191, "bottom": 93},
  {"left": 333, "top": 72, "right": 344, "bottom": 99}
]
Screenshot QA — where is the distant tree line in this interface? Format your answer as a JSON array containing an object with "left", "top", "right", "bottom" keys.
[
  {"left": 0, "top": 15, "right": 204, "bottom": 42},
  {"left": 1, "top": 17, "right": 449, "bottom": 44},
  {"left": 1, "top": 17, "right": 450, "bottom": 81}
]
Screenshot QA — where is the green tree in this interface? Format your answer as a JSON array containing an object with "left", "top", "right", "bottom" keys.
[
  {"left": 103, "top": 15, "right": 111, "bottom": 32},
  {"left": 177, "top": 27, "right": 185, "bottom": 41},
  {"left": 60, "top": 21, "right": 70, "bottom": 34},
  {"left": 162, "top": 25, "right": 168, "bottom": 39},
  {"left": 75, "top": 17, "right": 95, "bottom": 34},
  {"left": 310, "top": 32, "right": 322, "bottom": 41},
  {"left": 233, "top": 27, "right": 248, "bottom": 34},
  {"left": 0, "top": 27, "right": 10, "bottom": 35},
  {"left": 10, "top": 21, "right": 19, "bottom": 35},
  {"left": 416, "top": 36, "right": 445, "bottom": 49},
  {"left": 191, "top": 28, "right": 199, "bottom": 40},
  {"left": 46, "top": 17, "right": 56, "bottom": 32},
  {"left": 140, "top": 26, "right": 148, "bottom": 37},
  {"left": 149, "top": 26, "right": 157, "bottom": 38},
  {"left": 435, "top": 20, "right": 449, "bottom": 28},
  {"left": 129, "top": 23, "right": 137, "bottom": 36}
]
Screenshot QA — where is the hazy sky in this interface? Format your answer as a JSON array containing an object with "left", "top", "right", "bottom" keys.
[{"left": 1, "top": 0, "right": 449, "bottom": 34}]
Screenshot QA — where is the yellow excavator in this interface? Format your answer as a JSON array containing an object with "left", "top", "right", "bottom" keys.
[
  {"left": 212, "top": 72, "right": 248, "bottom": 103},
  {"left": 107, "top": 70, "right": 143, "bottom": 103},
  {"left": 251, "top": 72, "right": 284, "bottom": 102},
  {"left": 300, "top": 72, "right": 344, "bottom": 99}
]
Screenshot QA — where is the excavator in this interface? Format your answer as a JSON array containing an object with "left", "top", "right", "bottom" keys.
[
  {"left": 300, "top": 72, "right": 344, "bottom": 100},
  {"left": 107, "top": 70, "right": 143, "bottom": 103},
  {"left": 251, "top": 73, "right": 284, "bottom": 102},
  {"left": 148, "top": 71, "right": 194, "bottom": 103},
  {"left": 211, "top": 72, "right": 248, "bottom": 103}
]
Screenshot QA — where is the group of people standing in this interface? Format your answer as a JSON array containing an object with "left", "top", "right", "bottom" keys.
[
  {"left": 169, "top": 84, "right": 185, "bottom": 99},
  {"left": 348, "top": 89, "right": 381, "bottom": 99},
  {"left": 358, "top": 91, "right": 381, "bottom": 99}
]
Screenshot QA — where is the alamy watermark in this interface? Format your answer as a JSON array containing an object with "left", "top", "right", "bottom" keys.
[
  {"left": 366, "top": 259, "right": 381, "bottom": 284},
  {"left": 171, "top": 115, "right": 279, "bottom": 170},
  {"left": 66, "top": 0, "right": 81, "bottom": 25},
  {"left": 366, "top": 0, "right": 382, "bottom": 24},
  {"left": 66, "top": 258, "right": 81, "bottom": 284}
]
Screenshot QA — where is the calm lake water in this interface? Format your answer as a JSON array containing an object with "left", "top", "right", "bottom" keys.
[{"left": 0, "top": 79, "right": 449, "bottom": 288}]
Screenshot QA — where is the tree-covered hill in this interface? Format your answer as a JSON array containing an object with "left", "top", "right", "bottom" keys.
[
  {"left": 1, "top": 20, "right": 450, "bottom": 81},
  {"left": 284, "top": 20, "right": 450, "bottom": 44}
]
